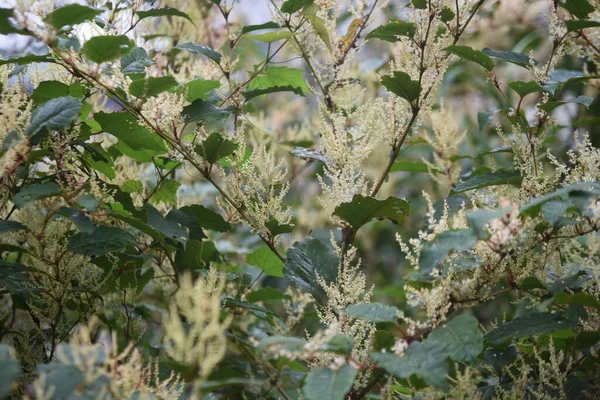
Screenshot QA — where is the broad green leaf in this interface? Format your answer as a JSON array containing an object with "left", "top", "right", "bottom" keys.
[
  {"left": 57, "top": 207, "right": 94, "bottom": 233},
  {"left": 44, "top": 4, "right": 102, "bottom": 30},
  {"left": 176, "top": 42, "right": 222, "bottom": 64},
  {"left": 284, "top": 237, "right": 339, "bottom": 304},
  {"left": 247, "top": 246, "right": 284, "bottom": 277},
  {"left": 346, "top": 303, "right": 399, "bottom": 323},
  {"left": 486, "top": 312, "right": 577, "bottom": 345},
  {"left": 303, "top": 4, "right": 331, "bottom": 50},
  {"left": 427, "top": 314, "right": 483, "bottom": 362},
  {"left": 508, "top": 81, "right": 544, "bottom": 97},
  {"left": 553, "top": 292, "right": 600, "bottom": 310},
  {"left": 175, "top": 239, "right": 218, "bottom": 271},
  {"left": 241, "top": 22, "right": 281, "bottom": 34},
  {"left": 129, "top": 76, "right": 178, "bottom": 98},
  {"left": 150, "top": 179, "right": 180, "bottom": 206},
  {"left": 136, "top": 7, "right": 192, "bottom": 23},
  {"left": 0, "top": 345, "right": 20, "bottom": 398},
  {"left": 82, "top": 35, "right": 135, "bottom": 63},
  {"left": 372, "top": 341, "right": 450, "bottom": 389},
  {"left": 26, "top": 96, "right": 81, "bottom": 135},
  {"left": 481, "top": 48, "right": 533, "bottom": 68},
  {"left": 333, "top": 194, "right": 410, "bottom": 229},
  {"left": 302, "top": 365, "right": 357, "bottom": 400},
  {"left": 30, "top": 81, "right": 69, "bottom": 104},
  {"left": 440, "top": 6, "right": 455, "bottom": 22},
  {"left": 175, "top": 204, "right": 231, "bottom": 232},
  {"left": 484, "top": 345, "right": 518, "bottom": 374},
  {"left": 0, "top": 7, "right": 28, "bottom": 35},
  {"left": 195, "top": 132, "right": 238, "bottom": 164},
  {"left": 247, "top": 31, "right": 297, "bottom": 43},
  {"left": 418, "top": 229, "right": 478, "bottom": 273},
  {"left": 281, "top": 0, "right": 315, "bottom": 13},
  {"left": 542, "top": 69, "right": 599, "bottom": 96},
  {"left": 120, "top": 47, "right": 154, "bottom": 74},
  {"left": 391, "top": 160, "right": 431, "bottom": 173},
  {"left": 13, "top": 182, "right": 61, "bottom": 207},
  {"left": 323, "top": 335, "right": 354, "bottom": 355},
  {"left": 95, "top": 112, "right": 167, "bottom": 161},
  {"left": 0, "top": 221, "right": 25, "bottom": 235},
  {"left": 182, "top": 99, "right": 233, "bottom": 123},
  {"left": 183, "top": 79, "right": 220, "bottom": 102},
  {"left": 366, "top": 21, "right": 417, "bottom": 41},
  {"left": 444, "top": 45, "right": 494, "bottom": 71},
  {"left": 519, "top": 182, "right": 600, "bottom": 217},
  {"left": 246, "top": 287, "right": 291, "bottom": 303},
  {"left": 244, "top": 66, "right": 308, "bottom": 100},
  {"left": 560, "top": 0, "right": 594, "bottom": 19},
  {"left": 452, "top": 170, "right": 522, "bottom": 194},
  {"left": 0, "top": 54, "right": 55, "bottom": 66},
  {"left": 265, "top": 218, "right": 294, "bottom": 236},
  {"left": 381, "top": 71, "right": 420, "bottom": 104},
  {"left": 68, "top": 226, "right": 135, "bottom": 256},
  {"left": 565, "top": 19, "right": 600, "bottom": 32},
  {"left": 411, "top": 0, "right": 427, "bottom": 9},
  {"left": 538, "top": 95, "right": 593, "bottom": 113},
  {"left": 466, "top": 208, "right": 509, "bottom": 238}
]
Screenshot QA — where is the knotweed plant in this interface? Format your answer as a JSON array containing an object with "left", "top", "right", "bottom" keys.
[{"left": 1, "top": 0, "right": 600, "bottom": 398}]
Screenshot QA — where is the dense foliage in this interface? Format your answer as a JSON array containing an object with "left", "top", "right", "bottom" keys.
[{"left": 1, "top": 0, "right": 600, "bottom": 398}]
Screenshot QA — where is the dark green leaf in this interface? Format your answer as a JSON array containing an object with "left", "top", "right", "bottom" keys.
[
  {"left": 246, "top": 287, "right": 291, "bottom": 303},
  {"left": 565, "top": 19, "right": 600, "bottom": 32},
  {"left": 244, "top": 66, "right": 308, "bottom": 100},
  {"left": 484, "top": 345, "right": 518, "bottom": 374},
  {"left": 0, "top": 7, "right": 26, "bottom": 35},
  {"left": 427, "top": 314, "right": 483, "bottom": 362},
  {"left": 183, "top": 79, "right": 220, "bottom": 102},
  {"left": 452, "top": 170, "right": 522, "bottom": 194},
  {"left": 26, "top": 96, "right": 81, "bottom": 135},
  {"left": 519, "top": 182, "right": 600, "bottom": 217},
  {"left": 175, "top": 239, "right": 218, "bottom": 271},
  {"left": 13, "top": 182, "right": 61, "bottom": 207},
  {"left": 486, "top": 312, "right": 577, "bottom": 345},
  {"left": 136, "top": 7, "right": 192, "bottom": 23},
  {"left": 30, "top": 80, "right": 70, "bottom": 104},
  {"left": 68, "top": 226, "right": 135, "bottom": 256},
  {"left": 508, "top": 81, "right": 544, "bottom": 97},
  {"left": 265, "top": 218, "right": 294, "bottom": 236},
  {"left": 302, "top": 365, "right": 357, "bottom": 400},
  {"left": 538, "top": 95, "right": 593, "bottom": 112},
  {"left": 322, "top": 335, "right": 354, "bottom": 355},
  {"left": 284, "top": 237, "right": 339, "bottom": 304},
  {"left": 346, "top": 303, "right": 399, "bottom": 323},
  {"left": 560, "top": 0, "right": 594, "bottom": 19},
  {"left": 333, "top": 194, "right": 410, "bottom": 229},
  {"left": 481, "top": 48, "right": 533, "bottom": 68},
  {"left": 120, "top": 47, "right": 154, "bottom": 74},
  {"left": 176, "top": 42, "right": 221, "bottom": 64},
  {"left": 183, "top": 99, "right": 233, "bottom": 123},
  {"left": 129, "top": 76, "right": 178, "bottom": 98},
  {"left": 247, "top": 246, "right": 284, "bottom": 277},
  {"left": 241, "top": 22, "right": 281, "bottom": 34},
  {"left": 365, "top": 21, "right": 417, "bottom": 42},
  {"left": 195, "top": 132, "right": 238, "bottom": 164},
  {"left": 419, "top": 229, "right": 478, "bottom": 273},
  {"left": 82, "top": 35, "right": 135, "bottom": 63},
  {"left": 444, "top": 45, "right": 495, "bottom": 71},
  {"left": 281, "top": 0, "right": 314, "bottom": 13},
  {"left": 57, "top": 207, "right": 94, "bottom": 233},
  {"left": 381, "top": 71, "right": 420, "bottom": 104},
  {"left": 0, "top": 221, "right": 25, "bottom": 236},
  {"left": 45, "top": 4, "right": 102, "bottom": 30},
  {"left": 0, "top": 54, "right": 55, "bottom": 66},
  {"left": 440, "top": 6, "right": 455, "bottom": 22},
  {"left": 176, "top": 204, "right": 231, "bottom": 232}
]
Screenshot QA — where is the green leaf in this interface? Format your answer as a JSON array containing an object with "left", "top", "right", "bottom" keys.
[
  {"left": 519, "top": 182, "right": 600, "bottom": 217},
  {"left": 247, "top": 31, "right": 298, "bottom": 43},
  {"left": 57, "top": 207, "right": 94, "bottom": 233},
  {"left": 182, "top": 99, "right": 233, "bottom": 123},
  {"left": 333, "top": 194, "right": 410, "bottom": 230},
  {"left": 68, "top": 226, "right": 135, "bottom": 256},
  {"left": 303, "top": 4, "right": 331, "bottom": 50},
  {"left": 44, "top": 4, "right": 102, "bottom": 30},
  {"left": 175, "top": 239, "right": 218, "bottom": 271},
  {"left": 82, "top": 35, "right": 135, "bottom": 63},
  {"left": 486, "top": 312, "right": 577, "bottom": 345},
  {"left": 440, "top": 6, "right": 455, "bottom": 22},
  {"left": 120, "top": 47, "right": 154, "bottom": 74},
  {"left": 0, "top": 345, "right": 20, "bottom": 398},
  {"left": 0, "top": 221, "right": 25, "bottom": 236},
  {"left": 553, "top": 292, "right": 600, "bottom": 310},
  {"left": 565, "top": 19, "right": 600, "bottom": 32},
  {"left": 466, "top": 208, "right": 509, "bottom": 238},
  {"left": 381, "top": 71, "right": 420, "bottom": 104},
  {"left": 323, "top": 335, "right": 354, "bottom": 355},
  {"left": 508, "top": 81, "right": 544, "bottom": 97},
  {"left": 241, "top": 22, "right": 281, "bottom": 34},
  {"left": 129, "top": 76, "right": 178, "bottom": 98},
  {"left": 542, "top": 69, "right": 599, "bottom": 96},
  {"left": 481, "top": 48, "right": 533, "bottom": 68},
  {"left": 95, "top": 112, "right": 167, "bottom": 161},
  {"left": 175, "top": 204, "right": 231, "bottom": 232},
  {"left": 150, "top": 179, "right": 180, "bottom": 206},
  {"left": 30, "top": 81, "right": 70, "bottom": 104},
  {"left": 195, "top": 132, "right": 238, "bottom": 164},
  {"left": 244, "top": 66, "right": 308, "bottom": 100},
  {"left": 0, "top": 7, "right": 28, "bottom": 35},
  {"left": 346, "top": 303, "right": 399, "bottom": 323},
  {"left": 183, "top": 79, "right": 220, "bottom": 102},
  {"left": 0, "top": 54, "right": 55, "bottom": 66},
  {"left": 26, "top": 96, "right": 81, "bottom": 135},
  {"left": 281, "top": 0, "right": 315, "bottom": 13},
  {"left": 302, "top": 365, "right": 357, "bottom": 400},
  {"left": 391, "top": 160, "right": 431, "bottom": 173},
  {"left": 444, "top": 45, "right": 495, "bottom": 71},
  {"left": 265, "top": 218, "right": 294, "bottom": 236},
  {"left": 372, "top": 341, "right": 450, "bottom": 389},
  {"left": 538, "top": 95, "right": 593, "bottom": 113},
  {"left": 247, "top": 246, "right": 284, "bottom": 277},
  {"left": 484, "top": 345, "right": 518, "bottom": 374},
  {"left": 418, "top": 229, "right": 478, "bottom": 273},
  {"left": 176, "top": 42, "right": 222, "bottom": 64},
  {"left": 13, "top": 182, "right": 61, "bottom": 207},
  {"left": 452, "top": 170, "right": 522, "bottom": 194},
  {"left": 136, "top": 7, "right": 192, "bottom": 23},
  {"left": 560, "top": 0, "right": 594, "bottom": 19},
  {"left": 427, "top": 314, "right": 483, "bottom": 362},
  {"left": 284, "top": 237, "right": 339, "bottom": 304},
  {"left": 365, "top": 21, "right": 417, "bottom": 42},
  {"left": 246, "top": 287, "right": 291, "bottom": 303},
  {"left": 290, "top": 147, "right": 327, "bottom": 163}
]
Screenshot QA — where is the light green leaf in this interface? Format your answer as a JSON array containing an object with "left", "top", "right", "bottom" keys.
[
  {"left": 241, "top": 22, "right": 281, "bottom": 34},
  {"left": 82, "top": 35, "right": 135, "bottom": 63},
  {"left": 346, "top": 303, "right": 400, "bottom": 323},
  {"left": 381, "top": 71, "right": 420, "bottom": 104},
  {"left": 366, "top": 21, "right": 417, "bottom": 42},
  {"left": 244, "top": 66, "right": 308, "bottom": 100},
  {"left": 418, "top": 229, "right": 478, "bottom": 273},
  {"left": 136, "top": 7, "right": 192, "bottom": 23},
  {"left": 0, "top": 54, "right": 55, "bottom": 66},
  {"left": 427, "top": 314, "right": 483, "bottom": 362},
  {"left": 31, "top": 80, "right": 70, "bottom": 104},
  {"left": 391, "top": 160, "right": 432, "bottom": 173},
  {"left": 44, "top": 4, "right": 102, "bottom": 30},
  {"left": 247, "top": 246, "right": 284, "bottom": 277},
  {"left": 333, "top": 194, "right": 410, "bottom": 230},
  {"left": 444, "top": 45, "right": 495, "bottom": 71},
  {"left": 246, "top": 287, "right": 291, "bottom": 303},
  {"left": 129, "top": 75, "right": 178, "bottom": 98},
  {"left": 302, "top": 365, "right": 357, "bottom": 400},
  {"left": 150, "top": 179, "right": 180, "bottom": 206},
  {"left": 26, "top": 96, "right": 81, "bottom": 135},
  {"left": 247, "top": 31, "right": 297, "bottom": 43},
  {"left": 183, "top": 79, "right": 220, "bottom": 102}
]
